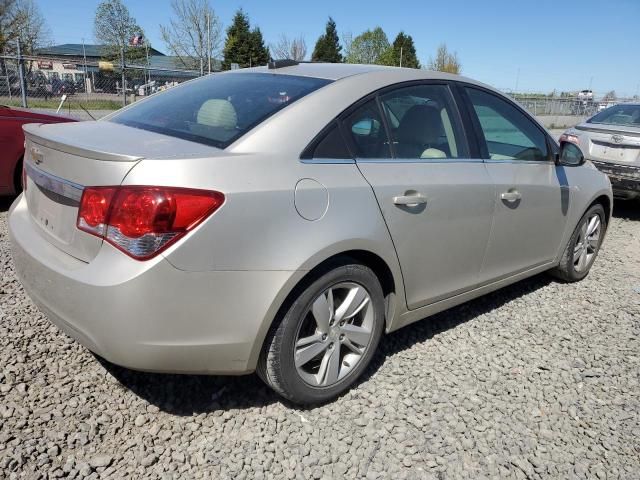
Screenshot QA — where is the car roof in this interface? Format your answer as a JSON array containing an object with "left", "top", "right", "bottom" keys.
[{"left": 229, "top": 62, "right": 484, "bottom": 85}]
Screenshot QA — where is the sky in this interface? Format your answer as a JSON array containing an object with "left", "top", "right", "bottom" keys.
[{"left": 36, "top": 0, "right": 640, "bottom": 97}]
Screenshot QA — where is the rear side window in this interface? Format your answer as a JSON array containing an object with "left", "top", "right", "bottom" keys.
[
  {"left": 110, "top": 73, "right": 331, "bottom": 149},
  {"left": 465, "top": 87, "right": 549, "bottom": 162},
  {"left": 306, "top": 123, "right": 351, "bottom": 159}
]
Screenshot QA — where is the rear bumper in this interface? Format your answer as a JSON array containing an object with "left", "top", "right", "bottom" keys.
[
  {"left": 589, "top": 160, "right": 640, "bottom": 198},
  {"left": 8, "top": 194, "right": 298, "bottom": 374}
]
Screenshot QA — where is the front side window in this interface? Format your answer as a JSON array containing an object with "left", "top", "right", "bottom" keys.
[
  {"left": 466, "top": 87, "right": 549, "bottom": 162},
  {"left": 110, "top": 73, "right": 331, "bottom": 149},
  {"left": 380, "top": 84, "right": 465, "bottom": 159},
  {"left": 343, "top": 99, "right": 391, "bottom": 159},
  {"left": 588, "top": 104, "right": 640, "bottom": 126}
]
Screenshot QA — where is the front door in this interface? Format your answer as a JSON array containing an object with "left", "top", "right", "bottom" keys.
[
  {"left": 462, "top": 86, "right": 568, "bottom": 282},
  {"left": 345, "top": 83, "right": 496, "bottom": 309}
]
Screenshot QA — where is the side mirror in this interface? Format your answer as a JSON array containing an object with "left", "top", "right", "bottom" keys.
[
  {"left": 558, "top": 142, "right": 585, "bottom": 166},
  {"left": 351, "top": 119, "right": 374, "bottom": 136}
]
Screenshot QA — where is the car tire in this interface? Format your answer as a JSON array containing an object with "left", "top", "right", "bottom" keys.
[
  {"left": 257, "top": 260, "right": 385, "bottom": 405},
  {"left": 13, "top": 158, "right": 23, "bottom": 195},
  {"left": 550, "top": 203, "right": 606, "bottom": 282}
]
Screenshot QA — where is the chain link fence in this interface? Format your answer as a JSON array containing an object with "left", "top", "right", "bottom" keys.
[
  {"left": 1, "top": 50, "right": 634, "bottom": 126},
  {"left": 0, "top": 52, "right": 200, "bottom": 120}
]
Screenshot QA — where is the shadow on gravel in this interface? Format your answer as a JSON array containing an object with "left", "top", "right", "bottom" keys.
[
  {"left": 100, "top": 273, "right": 553, "bottom": 415},
  {"left": 612, "top": 198, "right": 640, "bottom": 221},
  {"left": 0, "top": 196, "right": 15, "bottom": 212},
  {"left": 359, "top": 273, "right": 553, "bottom": 388}
]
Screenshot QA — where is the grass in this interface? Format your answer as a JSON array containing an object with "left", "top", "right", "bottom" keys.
[{"left": 1, "top": 98, "right": 121, "bottom": 110}]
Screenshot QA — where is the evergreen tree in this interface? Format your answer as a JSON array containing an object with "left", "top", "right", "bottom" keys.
[
  {"left": 392, "top": 32, "right": 420, "bottom": 68},
  {"left": 311, "top": 17, "right": 343, "bottom": 63},
  {"left": 222, "top": 9, "right": 269, "bottom": 69},
  {"left": 249, "top": 26, "right": 270, "bottom": 66}
]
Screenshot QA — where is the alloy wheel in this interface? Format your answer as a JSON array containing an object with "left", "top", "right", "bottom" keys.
[
  {"left": 573, "top": 213, "right": 601, "bottom": 273},
  {"left": 294, "top": 282, "right": 375, "bottom": 387}
]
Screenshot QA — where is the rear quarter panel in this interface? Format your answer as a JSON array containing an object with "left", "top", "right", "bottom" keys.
[{"left": 124, "top": 154, "right": 406, "bottom": 370}]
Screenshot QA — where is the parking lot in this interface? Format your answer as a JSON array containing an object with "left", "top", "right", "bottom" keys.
[{"left": 0, "top": 197, "right": 639, "bottom": 479}]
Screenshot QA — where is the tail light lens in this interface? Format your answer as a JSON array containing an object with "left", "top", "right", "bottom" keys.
[
  {"left": 559, "top": 133, "right": 580, "bottom": 145},
  {"left": 77, "top": 186, "right": 224, "bottom": 260}
]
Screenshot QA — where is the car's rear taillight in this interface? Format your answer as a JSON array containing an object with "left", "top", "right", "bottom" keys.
[
  {"left": 77, "top": 186, "right": 224, "bottom": 260},
  {"left": 559, "top": 133, "right": 580, "bottom": 145}
]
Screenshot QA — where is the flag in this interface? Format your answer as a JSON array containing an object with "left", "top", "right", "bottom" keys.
[{"left": 129, "top": 35, "right": 144, "bottom": 46}]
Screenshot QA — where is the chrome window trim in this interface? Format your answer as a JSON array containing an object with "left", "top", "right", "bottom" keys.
[
  {"left": 354, "top": 157, "right": 484, "bottom": 164},
  {"left": 300, "top": 158, "right": 356, "bottom": 164},
  {"left": 25, "top": 162, "right": 84, "bottom": 202},
  {"left": 484, "top": 159, "right": 554, "bottom": 165}
]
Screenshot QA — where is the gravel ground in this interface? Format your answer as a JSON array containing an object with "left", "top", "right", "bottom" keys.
[{"left": 1, "top": 197, "right": 639, "bottom": 479}]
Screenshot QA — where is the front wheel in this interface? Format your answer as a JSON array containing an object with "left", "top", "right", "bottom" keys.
[
  {"left": 550, "top": 203, "right": 606, "bottom": 282},
  {"left": 258, "top": 261, "right": 385, "bottom": 404}
]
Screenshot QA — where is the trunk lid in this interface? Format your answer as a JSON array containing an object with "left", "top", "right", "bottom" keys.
[
  {"left": 22, "top": 120, "right": 222, "bottom": 262},
  {"left": 576, "top": 122, "right": 640, "bottom": 166}
]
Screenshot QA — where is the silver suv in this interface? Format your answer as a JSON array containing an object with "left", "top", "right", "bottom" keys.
[{"left": 9, "top": 63, "right": 612, "bottom": 404}]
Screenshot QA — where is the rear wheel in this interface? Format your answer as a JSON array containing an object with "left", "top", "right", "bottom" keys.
[
  {"left": 550, "top": 203, "right": 606, "bottom": 282},
  {"left": 258, "top": 261, "right": 385, "bottom": 404}
]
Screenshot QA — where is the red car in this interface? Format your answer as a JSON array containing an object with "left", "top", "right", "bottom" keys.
[{"left": 0, "top": 106, "right": 76, "bottom": 196}]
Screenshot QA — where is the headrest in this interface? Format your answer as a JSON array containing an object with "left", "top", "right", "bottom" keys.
[
  {"left": 397, "top": 105, "right": 444, "bottom": 145},
  {"left": 197, "top": 99, "right": 237, "bottom": 129}
]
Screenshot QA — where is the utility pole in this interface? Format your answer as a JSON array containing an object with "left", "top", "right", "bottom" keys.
[
  {"left": 16, "top": 38, "right": 27, "bottom": 108},
  {"left": 207, "top": 11, "right": 211, "bottom": 74},
  {"left": 82, "top": 38, "right": 89, "bottom": 101},
  {"left": 399, "top": 46, "right": 403, "bottom": 68},
  {"left": 145, "top": 42, "right": 151, "bottom": 86},
  {"left": 514, "top": 67, "right": 520, "bottom": 96},
  {"left": 121, "top": 45, "right": 126, "bottom": 107}
]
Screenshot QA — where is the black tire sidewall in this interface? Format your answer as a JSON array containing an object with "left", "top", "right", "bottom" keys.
[{"left": 271, "top": 263, "right": 385, "bottom": 404}]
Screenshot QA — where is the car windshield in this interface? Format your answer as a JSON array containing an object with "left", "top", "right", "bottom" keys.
[
  {"left": 588, "top": 104, "right": 640, "bottom": 127},
  {"left": 109, "top": 72, "right": 331, "bottom": 148}
]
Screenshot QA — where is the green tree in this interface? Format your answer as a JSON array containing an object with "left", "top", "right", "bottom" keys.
[
  {"left": 249, "top": 26, "right": 269, "bottom": 65},
  {"left": 427, "top": 43, "right": 461, "bottom": 74},
  {"left": 94, "top": 0, "right": 145, "bottom": 63},
  {"left": 380, "top": 32, "right": 419, "bottom": 68},
  {"left": 311, "top": 17, "right": 342, "bottom": 63},
  {"left": 345, "top": 27, "right": 389, "bottom": 65},
  {"left": 0, "top": 0, "right": 50, "bottom": 55},
  {"left": 222, "top": 9, "right": 269, "bottom": 69}
]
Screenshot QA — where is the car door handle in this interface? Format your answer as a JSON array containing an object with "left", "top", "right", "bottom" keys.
[
  {"left": 393, "top": 194, "right": 427, "bottom": 206},
  {"left": 500, "top": 191, "right": 522, "bottom": 202}
]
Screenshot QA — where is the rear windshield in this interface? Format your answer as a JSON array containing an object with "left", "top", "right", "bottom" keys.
[
  {"left": 109, "top": 72, "right": 331, "bottom": 148},
  {"left": 588, "top": 104, "right": 640, "bottom": 127}
]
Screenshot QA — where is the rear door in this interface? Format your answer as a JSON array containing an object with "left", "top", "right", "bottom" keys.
[
  {"left": 460, "top": 86, "right": 568, "bottom": 282},
  {"left": 348, "top": 82, "right": 496, "bottom": 310}
]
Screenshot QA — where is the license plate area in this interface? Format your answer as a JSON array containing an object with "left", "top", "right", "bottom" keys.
[{"left": 591, "top": 142, "right": 639, "bottom": 164}]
